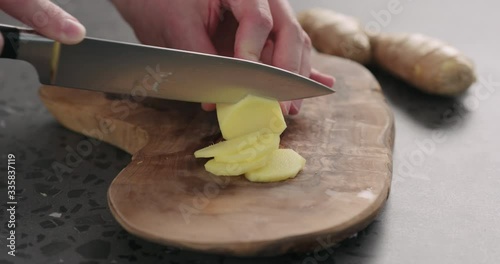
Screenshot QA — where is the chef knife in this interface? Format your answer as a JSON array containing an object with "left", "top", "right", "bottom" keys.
[{"left": 0, "top": 24, "right": 334, "bottom": 103}]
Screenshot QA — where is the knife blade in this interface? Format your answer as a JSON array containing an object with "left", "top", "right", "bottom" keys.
[{"left": 0, "top": 24, "right": 334, "bottom": 103}]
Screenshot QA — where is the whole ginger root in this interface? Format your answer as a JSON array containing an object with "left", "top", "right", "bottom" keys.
[
  {"left": 298, "top": 9, "right": 371, "bottom": 64},
  {"left": 298, "top": 8, "right": 476, "bottom": 96},
  {"left": 370, "top": 33, "right": 476, "bottom": 96}
]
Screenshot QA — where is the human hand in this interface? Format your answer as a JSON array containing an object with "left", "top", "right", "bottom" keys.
[
  {"left": 112, "top": 0, "right": 334, "bottom": 115},
  {"left": 0, "top": 0, "right": 86, "bottom": 50}
]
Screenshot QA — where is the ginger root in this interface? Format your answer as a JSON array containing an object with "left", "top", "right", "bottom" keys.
[
  {"left": 195, "top": 95, "right": 306, "bottom": 182},
  {"left": 298, "top": 8, "right": 476, "bottom": 96},
  {"left": 298, "top": 9, "right": 371, "bottom": 64},
  {"left": 370, "top": 33, "right": 476, "bottom": 96}
]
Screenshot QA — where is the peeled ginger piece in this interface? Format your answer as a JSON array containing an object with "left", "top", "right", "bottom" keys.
[
  {"left": 245, "top": 149, "right": 306, "bottom": 183},
  {"left": 205, "top": 154, "right": 269, "bottom": 176},
  {"left": 196, "top": 94, "right": 306, "bottom": 182},
  {"left": 194, "top": 130, "right": 262, "bottom": 158},
  {"left": 217, "top": 95, "right": 286, "bottom": 139},
  {"left": 215, "top": 134, "right": 280, "bottom": 163}
]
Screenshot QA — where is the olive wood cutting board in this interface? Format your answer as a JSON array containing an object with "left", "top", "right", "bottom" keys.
[{"left": 39, "top": 53, "right": 394, "bottom": 256}]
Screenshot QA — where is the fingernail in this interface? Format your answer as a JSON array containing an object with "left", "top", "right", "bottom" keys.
[
  {"left": 245, "top": 54, "right": 260, "bottom": 62},
  {"left": 201, "top": 103, "right": 216, "bottom": 111},
  {"left": 281, "top": 101, "right": 291, "bottom": 115},
  {"left": 61, "top": 18, "right": 86, "bottom": 44},
  {"left": 238, "top": 50, "right": 260, "bottom": 62},
  {"left": 290, "top": 100, "right": 302, "bottom": 115},
  {"left": 330, "top": 76, "right": 336, "bottom": 88}
]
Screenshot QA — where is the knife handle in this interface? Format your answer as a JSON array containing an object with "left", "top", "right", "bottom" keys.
[
  {"left": 0, "top": 24, "right": 21, "bottom": 59},
  {"left": 0, "top": 24, "right": 55, "bottom": 84},
  {"left": 0, "top": 24, "right": 39, "bottom": 59}
]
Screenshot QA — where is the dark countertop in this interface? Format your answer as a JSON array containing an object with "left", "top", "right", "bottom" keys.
[{"left": 0, "top": 1, "right": 499, "bottom": 263}]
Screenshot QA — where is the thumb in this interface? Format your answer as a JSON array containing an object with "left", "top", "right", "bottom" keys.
[{"left": 1, "top": 0, "right": 85, "bottom": 44}]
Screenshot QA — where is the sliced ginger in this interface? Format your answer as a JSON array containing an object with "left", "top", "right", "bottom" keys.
[
  {"left": 215, "top": 134, "right": 280, "bottom": 163},
  {"left": 216, "top": 95, "right": 287, "bottom": 139},
  {"left": 195, "top": 94, "right": 306, "bottom": 182},
  {"left": 194, "top": 130, "right": 262, "bottom": 158},
  {"left": 245, "top": 149, "right": 306, "bottom": 183},
  {"left": 205, "top": 154, "right": 269, "bottom": 176}
]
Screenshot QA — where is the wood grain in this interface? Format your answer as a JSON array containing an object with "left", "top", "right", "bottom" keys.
[{"left": 39, "top": 53, "right": 394, "bottom": 256}]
